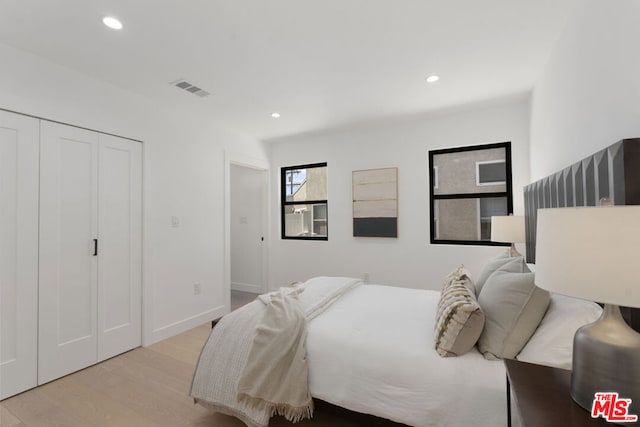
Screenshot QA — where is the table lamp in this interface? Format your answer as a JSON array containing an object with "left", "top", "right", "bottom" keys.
[
  {"left": 491, "top": 215, "right": 525, "bottom": 257},
  {"left": 535, "top": 206, "right": 640, "bottom": 417}
]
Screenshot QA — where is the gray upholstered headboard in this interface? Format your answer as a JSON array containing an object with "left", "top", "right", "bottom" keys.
[{"left": 523, "top": 138, "right": 640, "bottom": 332}]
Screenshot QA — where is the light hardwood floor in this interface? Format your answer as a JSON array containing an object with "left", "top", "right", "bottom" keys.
[
  {"left": 1, "top": 318, "right": 404, "bottom": 426},
  {"left": 231, "top": 290, "right": 259, "bottom": 311}
]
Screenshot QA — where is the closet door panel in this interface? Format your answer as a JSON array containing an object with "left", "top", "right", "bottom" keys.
[
  {"left": 97, "top": 134, "right": 142, "bottom": 360},
  {"left": 39, "top": 121, "right": 99, "bottom": 384},
  {"left": 0, "top": 111, "right": 39, "bottom": 399}
]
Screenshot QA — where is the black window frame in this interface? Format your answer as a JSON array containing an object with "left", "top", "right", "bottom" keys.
[
  {"left": 428, "top": 141, "right": 513, "bottom": 246},
  {"left": 280, "top": 162, "right": 328, "bottom": 241}
]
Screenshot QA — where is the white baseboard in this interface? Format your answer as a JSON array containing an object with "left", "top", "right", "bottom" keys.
[
  {"left": 231, "top": 281, "right": 263, "bottom": 294},
  {"left": 144, "top": 305, "right": 227, "bottom": 346}
]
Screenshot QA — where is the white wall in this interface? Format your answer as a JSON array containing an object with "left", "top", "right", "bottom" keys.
[
  {"left": 0, "top": 43, "right": 268, "bottom": 345},
  {"left": 530, "top": 0, "right": 640, "bottom": 181},
  {"left": 267, "top": 97, "right": 531, "bottom": 290}
]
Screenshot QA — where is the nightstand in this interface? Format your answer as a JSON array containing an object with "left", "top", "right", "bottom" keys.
[{"left": 504, "top": 359, "right": 613, "bottom": 427}]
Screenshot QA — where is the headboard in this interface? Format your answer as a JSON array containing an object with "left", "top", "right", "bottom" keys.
[{"left": 523, "top": 138, "right": 640, "bottom": 332}]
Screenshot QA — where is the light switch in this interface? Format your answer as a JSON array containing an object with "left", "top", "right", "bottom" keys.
[
  {"left": 240, "top": 216, "right": 248, "bottom": 224},
  {"left": 171, "top": 216, "right": 180, "bottom": 227}
]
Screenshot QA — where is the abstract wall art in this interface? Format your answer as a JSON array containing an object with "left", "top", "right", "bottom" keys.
[{"left": 352, "top": 167, "right": 398, "bottom": 237}]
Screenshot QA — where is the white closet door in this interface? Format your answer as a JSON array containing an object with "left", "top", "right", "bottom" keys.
[
  {"left": 97, "top": 134, "right": 142, "bottom": 361},
  {"left": 39, "top": 121, "right": 99, "bottom": 384},
  {"left": 0, "top": 111, "right": 39, "bottom": 399}
]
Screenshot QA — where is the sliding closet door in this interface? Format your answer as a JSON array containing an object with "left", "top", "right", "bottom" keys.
[
  {"left": 39, "top": 121, "right": 99, "bottom": 384},
  {"left": 97, "top": 134, "right": 142, "bottom": 361},
  {"left": 0, "top": 111, "right": 39, "bottom": 399}
]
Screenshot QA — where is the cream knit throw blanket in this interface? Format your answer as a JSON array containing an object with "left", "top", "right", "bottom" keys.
[
  {"left": 237, "top": 287, "right": 312, "bottom": 421},
  {"left": 190, "top": 277, "right": 362, "bottom": 427}
]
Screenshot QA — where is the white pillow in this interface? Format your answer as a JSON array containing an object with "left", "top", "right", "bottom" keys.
[{"left": 516, "top": 293, "right": 602, "bottom": 369}]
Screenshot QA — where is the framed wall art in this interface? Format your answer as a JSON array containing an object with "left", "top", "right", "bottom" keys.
[{"left": 352, "top": 167, "right": 398, "bottom": 237}]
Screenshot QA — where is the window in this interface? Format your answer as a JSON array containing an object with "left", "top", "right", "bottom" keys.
[
  {"left": 281, "top": 162, "right": 328, "bottom": 240},
  {"left": 429, "top": 142, "right": 513, "bottom": 245}
]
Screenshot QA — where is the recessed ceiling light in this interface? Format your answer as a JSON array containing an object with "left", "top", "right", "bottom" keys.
[
  {"left": 103, "top": 16, "right": 123, "bottom": 30},
  {"left": 426, "top": 75, "right": 440, "bottom": 83},
  {"left": 271, "top": 112, "right": 281, "bottom": 118}
]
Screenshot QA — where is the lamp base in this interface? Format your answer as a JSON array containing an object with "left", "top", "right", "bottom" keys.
[{"left": 571, "top": 304, "right": 640, "bottom": 424}]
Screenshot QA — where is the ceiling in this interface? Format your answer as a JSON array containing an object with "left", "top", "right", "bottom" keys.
[{"left": 0, "top": 1, "right": 576, "bottom": 141}]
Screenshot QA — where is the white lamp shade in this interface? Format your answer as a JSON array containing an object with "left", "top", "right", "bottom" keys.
[
  {"left": 490, "top": 215, "right": 525, "bottom": 243},
  {"left": 535, "top": 206, "right": 640, "bottom": 308}
]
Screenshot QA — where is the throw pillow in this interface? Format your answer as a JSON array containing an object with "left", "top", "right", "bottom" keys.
[
  {"left": 434, "top": 267, "right": 485, "bottom": 357},
  {"left": 477, "top": 266, "right": 550, "bottom": 360},
  {"left": 441, "top": 264, "right": 477, "bottom": 293}
]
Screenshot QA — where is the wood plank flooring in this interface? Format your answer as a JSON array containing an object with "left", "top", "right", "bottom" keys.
[{"left": 1, "top": 296, "right": 405, "bottom": 427}]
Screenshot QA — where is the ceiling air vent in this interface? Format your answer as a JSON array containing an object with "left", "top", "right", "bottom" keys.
[{"left": 170, "top": 79, "right": 211, "bottom": 98}]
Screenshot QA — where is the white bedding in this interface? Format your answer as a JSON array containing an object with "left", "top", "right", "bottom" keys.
[
  {"left": 307, "top": 284, "right": 507, "bottom": 427},
  {"left": 193, "top": 277, "right": 601, "bottom": 427}
]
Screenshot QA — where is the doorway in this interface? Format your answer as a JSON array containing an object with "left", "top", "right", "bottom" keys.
[{"left": 225, "top": 153, "right": 269, "bottom": 312}]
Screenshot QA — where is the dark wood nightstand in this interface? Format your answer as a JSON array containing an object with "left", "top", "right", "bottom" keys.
[{"left": 504, "top": 359, "right": 615, "bottom": 427}]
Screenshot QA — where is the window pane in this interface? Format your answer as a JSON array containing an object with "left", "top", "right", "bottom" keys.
[
  {"left": 284, "top": 203, "right": 327, "bottom": 237},
  {"left": 479, "top": 197, "right": 508, "bottom": 240},
  {"left": 477, "top": 161, "right": 506, "bottom": 185},
  {"left": 433, "top": 197, "right": 508, "bottom": 241},
  {"left": 284, "top": 166, "right": 327, "bottom": 201},
  {"left": 433, "top": 147, "right": 506, "bottom": 195}
]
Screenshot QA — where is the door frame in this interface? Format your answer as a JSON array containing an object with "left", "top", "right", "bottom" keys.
[{"left": 224, "top": 152, "right": 269, "bottom": 312}]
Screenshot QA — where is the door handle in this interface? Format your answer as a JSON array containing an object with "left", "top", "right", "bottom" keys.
[{"left": 93, "top": 239, "right": 98, "bottom": 256}]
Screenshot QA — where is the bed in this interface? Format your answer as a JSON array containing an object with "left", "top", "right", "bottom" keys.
[
  {"left": 190, "top": 274, "right": 602, "bottom": 427},
  {"left": 191, "top": 139, "right": 640, "bottom": 426}
]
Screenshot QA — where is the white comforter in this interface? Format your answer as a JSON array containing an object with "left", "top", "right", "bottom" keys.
[{"left": 307, "top": 284, "right": 508, "bottom": 427}]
